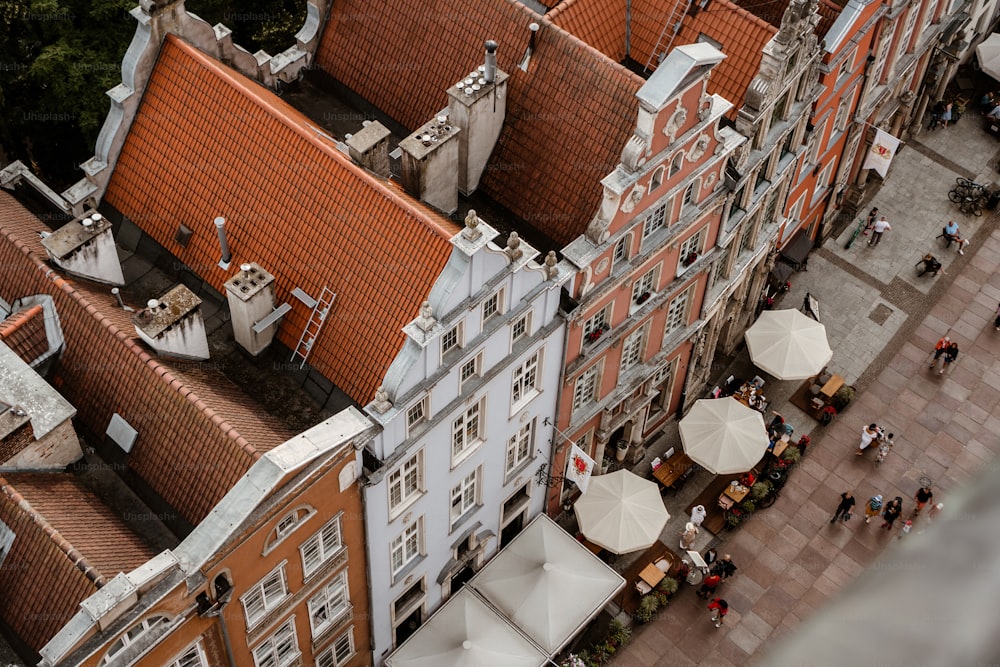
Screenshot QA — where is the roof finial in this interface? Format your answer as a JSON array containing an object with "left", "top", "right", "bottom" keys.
[
  {"left": 543, "top": 251, "right": 559, "bottom": 280},
  {"left": 462, "top": 209, "right": 482, "bottom": 241},
  {"left": 416, "top": 301, "right": 436, "bottom": 332},
  {"left": 506, "top": 232, "right": 523, "bottom": 260},
  {"left": 371, "top": 385, "right": 393, "bottom": 413}
]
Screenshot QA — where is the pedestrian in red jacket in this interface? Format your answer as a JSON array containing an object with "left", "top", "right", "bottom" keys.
[
  {"left": 708, "top": 598, "right": 729, "bottom": 628},
  {"left": 697, "top": 573, "right": 722, "bottom": 599}
]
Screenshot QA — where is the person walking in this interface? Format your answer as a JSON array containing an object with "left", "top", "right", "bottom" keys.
[
  {"left": 697, "top": 572, "right": 722, "bottom": 599},
  {"left": 868, "top": 216, "right": 892, "bottom": 246},
  {"left": 864, "top": 206, "right": 879, "bottom": 235},
  {"left": 711, "top": 554, "right": 738, "bottom": 579},
  {"left": 707, "top": 597, "right": 729, "bottom": 628},
  {"left": 914, "top": 485, "right": 934, "bottom": 515},
  {"left": 856, "top": 424, "right": 881, "bottom": 455},
  {"left": 930, "top": 336, "right": 950, "bottom": 371},
  {"left": 864, "top": 494, "right": 883, "bottom": 524},
  {"left": 940, "top": 341, "right": 959, "bottom": 374},
  {"left": 690, "top": 504, "right": 707, "bottom": 528},
  {"left": 831, "top": 491, "right": 856, "bottom": 523},
  {"left": 941, "top": 102, "right": 953, "bottom": 128},
  {"left": 874, "top": 433, "right": 894, "bottom": 467},
  {"left": 881, "top": 496, "right": 903, "bottom": 529},
  {"left": 679, "top": 522, "right": 699, "bottom": 550},
  {"left": 929, "top": 100, "right": 946, "bottom": 129},
  {"left": 942, "top": 220, "right": 970, "bottom": 254}
]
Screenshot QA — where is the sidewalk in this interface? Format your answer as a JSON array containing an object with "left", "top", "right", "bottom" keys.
[{"left": 609, "top": 108, "right": 1000, "bottom": 665}]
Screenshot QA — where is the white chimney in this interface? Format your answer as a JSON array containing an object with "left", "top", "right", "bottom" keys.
[
  {"left": 132, "top": 284, "right": 210, "bottom": 360},
  {"left": 448, "top": 40, "right": 509, "bottom": 195},
  {"left": 346, "top": 120, "right": 393, "bottom": 178},
  {"left": 224, "top": 262, "right": 279, "bottom": 356},
  {"left": 399, "top": 114, "right": 461, "bottom": 214},
  {"left": 40, "top": 211, "right": 125, "bottom": 286}
]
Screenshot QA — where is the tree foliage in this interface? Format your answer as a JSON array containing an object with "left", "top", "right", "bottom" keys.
[{"left": 0, "top": 0, "right": 304, "bottom": 189}]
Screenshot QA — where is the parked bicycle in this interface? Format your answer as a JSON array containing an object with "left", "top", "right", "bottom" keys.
[
  {"left": 844, "top": 216, "right": 867, "bottom": 249},
  {"left": 948, "top": 177, "right": 991, "bottom": 216}
]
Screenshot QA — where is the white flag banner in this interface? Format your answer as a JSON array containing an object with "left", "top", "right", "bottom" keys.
[
  {"left": 861, "top": 129, "right": 901, "bottom": 178},
  {"left": 565, "top": 444, "right": 596, "bottom": 494}
]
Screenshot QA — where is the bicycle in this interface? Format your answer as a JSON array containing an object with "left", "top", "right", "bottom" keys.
[
  {"left": 948, "top": 182, "right": 988, "bottom": 216},
  {"left": 844, "top": 216, "right": 867, "bottom": 249}
]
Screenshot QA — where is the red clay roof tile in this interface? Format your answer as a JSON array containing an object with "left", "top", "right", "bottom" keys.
[
  {"left": 0, "top": 304, "right": 48, "bottom": 364},
  {"left": 315, "top": 0, "right": 644, "bottom": 246},
  {"left": 105, "top": 36, "right": 455, "bottom": 405}
]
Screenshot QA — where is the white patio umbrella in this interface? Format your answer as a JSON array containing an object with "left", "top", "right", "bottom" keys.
[
  {"left": 744, "top": 308, "right": 833, "bottom": 380},
  {"left": 471, "top": 515, "right": 625, "bottom": 655},
  {"left": 679, "top": 397, "right": 769, "bottom": 475},
  {"left": 573, "top": 470, "right": 670, "bottom": 555},
  {"left": 385, "top": 587, "right": 546, "bottom": 667},
  {"left": 977, "top": 33, "right": 1000, "bottom": 81}
]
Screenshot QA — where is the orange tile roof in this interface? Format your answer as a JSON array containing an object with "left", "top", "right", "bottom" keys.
[
  {"left": 729, "top": 0, "right": 840, "bottom": 35},
  {"left": 0, "top": 303, "right": 48, "bottom": 364},
  {"left": 314, "top": 0, "right": 644, "bottom": 246},
  {"left": 1, "top": 473, "right": 155, "bottom": 581},
  {"left": 550, "top": 0, "right": 775, "bottom": 113},
  {"left": 105, "top": 35, "right": 456, "bottom": 405}
]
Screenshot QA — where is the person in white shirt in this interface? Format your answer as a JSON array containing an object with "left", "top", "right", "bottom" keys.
[{"left": 868, "top": 216, "right": 891, "bottom": 246}]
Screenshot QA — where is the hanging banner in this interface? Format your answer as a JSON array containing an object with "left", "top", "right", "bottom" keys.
[
  {"left": 565, "top": 444, "right": 596, "bottom": 494},
  {"left": 861, "top": 129, "right": 901, "bottom": 178}
]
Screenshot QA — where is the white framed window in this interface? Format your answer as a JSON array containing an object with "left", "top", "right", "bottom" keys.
[
  {"left": 452, "top": 398, "right": 485, "bottom": 462},
  {"left": 669, "top": 152, "right": 683, "bottom": 176},
  {"left": 167, "top": 641, "right": 208, "bottom": 667},
  {"left": 583, "top": 303, "right": 612, "bottom": 344},
  {"left": 99, "top": 616, "right": 169, "bottom": 666},
  {"left": 787, "top": 195, "right": 804, "bottom": 227},
  {"left": 441, "top": 323, "right": 462, "bottom": 356},
  {"left": 482, "top": 289, "right": 504, "bottom": 323},
  {"left": 837, "top": 49, "right": 854, "bottom": 80},
  {"left": 651, "top": 359, "right": 676, "bottom": 411},
  {"left": 406, "top": 398, "right": 427, "bottom": 431},
  {"left": 620, "top": 323, "right": 649, "bottom": 373},
  {"left": 665, "top": 286, "right": 693, "bottom": 335},
  {"left": 511, "top": 351, "right": 541, "bottom": 408},
  {"left": 241, "top": 565, "right": 289, "bottom": 628},
  {"left": 252, "top": 617, "right": 300, "bottom": 667},
  {"left": 678, "top": 229, "right": 705, "bottom": 271},
  {"left": 511, "top": 311, "right": 531, "bottom": 344},
  {"left": 642, "top": 202, "right": 667, "bottom": 239},
  {"left": 572, "top": 364, "right": 601, "bottom": 412},
  {"left": 388, "top": 451, "right": 423, "bottom": 515},
  {"left": 683, "top": 179, "right": 699, "bottom": 207},
  {"left": 808, "top": 120, "right": 825, "bottom": 164},
  {"left": 816, "top": 162, "right": 835, "bottom": 193},
  {"left": 613, "top": 233, "right": 631, "bottom": 269},
  {"left": 649, "top": 165, "right": 665, "bottom": 191},
  {"left": 317, "top": 629, "right": 356, "bottom": 667},
  {"left": 265, "top": 507, "right": 314, "bottom": 554},
  {"left": 631, "top": 266, "right": 659, "bottom": 307},
  {"left": 506, "top": 419, "right": 535, "bottom": 475},
  {"left": 460, "top": 353, "right": 482, "bottom": 391},
  {"left": 300, "top": 516, "right": 343, "bottom": 578},
  {"left": 308, "top": 570, "right": 350, "bottom": 639},
  {"left": 450, "top": 468, "right": 481, "bottom": 526},
  {"left": 834, "top": 97, "right": 850, "bottom": 133},
  {"left": 390, "top": 518, "right": 423, "bottom": 575}
]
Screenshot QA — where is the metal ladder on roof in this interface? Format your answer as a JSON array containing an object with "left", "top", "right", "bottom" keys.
[
  {"left": 290, "top": 287, "right": 335, "bottom": 368},
  {"left": 644, "top": 0, "right": 693, "bottom": 73}
]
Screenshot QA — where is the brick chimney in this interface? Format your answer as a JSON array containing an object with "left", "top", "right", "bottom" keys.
[
  {"left": 224, "top": 263, "right": 279, "bottom": 356},
  {"left": 41, "top": 211, "right": 124, "bottom": 286},
  {"left": 132, "top": 284, "right": 210, "bottom": 360},
  {"left": 399, "top": 114, "right": 461, "bottom": 214},
  {"left": 447, "top": 40, "right": 509, "bottom": 195},
  {"left": 346, "top": 121, "right": 392, "bottom": 178}
]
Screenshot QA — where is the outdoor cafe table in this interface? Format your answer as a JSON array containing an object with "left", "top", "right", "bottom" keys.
[
  {"left": 653, "top": 451, "right": 694, "bottom": 489},
  {"left": 638, "top": 563, "right": 666, "bottom": 588}
]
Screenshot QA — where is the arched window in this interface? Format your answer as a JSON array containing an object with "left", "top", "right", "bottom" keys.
[
  {"left": 669, "top": 153, "right": 684, "bottom": 177},
  {"left": 100, "top": 616, "right": 170, "bottom": 665},
  {"left": 650, "top": 166, "right": 665, "bottom": 192},
  {"left": 263, "top": 505, "right": 316, "bottom": 555}
]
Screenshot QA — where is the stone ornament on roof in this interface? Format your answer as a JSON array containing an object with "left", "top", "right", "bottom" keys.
[
  {"left": 688, "top": 134, "right": 710, "bottom": 162},
  {"left": 665, "top": 105, "right": 688, "bottom": 142},
  {"left": 506, "top": 232, "right": 523, "bottom": 261},
  {"left": 416, "top": 301, "right": 436, "bottom": 331},
  {"left": 462, "top": 209, "right": 482, "bottom": 241},
  {"left": 619, "top": 185, "right": 644, "bottom": 214},
  {"left": 544, "top": 251, "right": 559, "bottom": 280},
  {"left": 371, "top": 386, "right": 393, "bottom": 413}
]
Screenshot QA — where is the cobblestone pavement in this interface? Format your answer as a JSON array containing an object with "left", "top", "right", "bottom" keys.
[{"left": 609, "top": 109, "right": 1000, "bottom": 666}]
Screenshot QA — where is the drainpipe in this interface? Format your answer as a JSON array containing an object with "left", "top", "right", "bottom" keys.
[{"left": 205, "top": 601, "right": 237, "bottom": 667}]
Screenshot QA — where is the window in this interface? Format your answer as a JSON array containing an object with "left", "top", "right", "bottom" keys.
[
  {"left": 308, "top": 571, "right": 350, "bottom": 639},
  {"left": 572, "top": 365, "right": 601, "bottom": 412},
  {"left": 317, "top": 629, "right": 356, "bottom": 667},
  {"left": 683, "top": 180, "right": 699, "bottom": 208},
  {"left": 406, "top": 398, "right": 426, "bottom": 431},
  {"left": 773, "top": 91, "right": 789, "bottom": 123},
  {"left": 665, "top": 288, "right": 691, "bottom": 335},
  {"left": 834, "top": 97, "right": 850, "bottom": 132},
  {"left": 460, "top": 353, "right": 482, "bottom": 391},
  {"left": 450, "top": 468, "right": 480, "bottom": 526},
  {"left": 837, "top": 50, "right": 853, "bottom": 80},
  {"left": 388, "top": 452, "right": 423, "bottom": 514},
  {"left": 787, "top": 196, "right": 804, "bottom": 228},
  {"left": 738, "top": 222, "right": 755, "bottom": 255},
  {"left": 711, "top": 253, "right": 728, "bottom": 287},
  {"left": 651, "top": 360, "right": 675, "bottom": 411},
  {"left": 583, "top": 304, "right": 612, "bottom": 344},
  {"left": 300, "top": 516, "right": 343, "bottom": 578},
  {"left": 669, "top": 152, "right": 683, "bottom": 176},
  {"left": 511, "top": 312, "right": 531, "bottom": 344},
  {"left": 452, "top": 399, "right": 484, "bottom": 462},
  {"left": 482, "top": 289, "right": 503, "bottom": 322},
  {"left": 441, "top": 323, "right": 462, "bottom": 356},
  {"left": 511, "top": 351, "right": 541, "bottom": 408},
  {"left": 241, "top": 566, "right": 288, "bottom": 628},
  {"left": 816, "top": 162, "right": 835, "bottom": 193},
  {"left": 631, "top": 267, "right": 658, "bottom": 306},
  {"left": 506, "top": 419, "right": 535, "bottom": 475},
  {"left": 167, "top": 642, "right": 208, "bottom": 667},
  {"left": 613, "top": 234, "right": 631, "bottom": 267},
  {"left": 391, "top": 518, "right": 423, "bottom": 574},
  {"left": 642, "top": 202, "right": 667, "bottom": 238},
  {"left": 808, "top": 121, "right": 825, "bottom": 164},
  {"left": 100, "top": 616, "right": 169, "bottom": 666},
  {"left": 649, "top": 166, "right": 665, "bottom": 191},
  {"left": 620, "top": 324, "right": 648, "bottom": 373},
  {"left": 252, "top": 618, "right": 300, "bottom": 667},
  {"left": 679, "top": 229, "right": 704, "bottom": 270},
  {"left": 267, "top": 507, "right": 313, "bottom": 552}
]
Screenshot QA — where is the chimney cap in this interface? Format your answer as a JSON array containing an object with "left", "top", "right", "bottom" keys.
[
  {"left": 485, "top": 39, "right": 498, "bottom": 52},
  {"left": 147, "top": 299, "right": 160, "bottom": 309},
  {"left": 214, "top": 216, "right": 226, "bottom": 227},
  {"left": 529, "top": 22, "right": 539, "bottom": 32},
  {"left": 240, "top": 263, "right": 252, "bottom": 272}
]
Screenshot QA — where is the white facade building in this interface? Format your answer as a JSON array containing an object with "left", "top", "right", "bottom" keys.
[{"left": 361, "top": 212, "right": 569, "bottom": 665}]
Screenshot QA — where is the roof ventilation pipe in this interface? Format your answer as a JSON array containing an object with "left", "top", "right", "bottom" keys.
[
  {"left": 214, "top": 216, "right": 232, "bottom": 268},
  {"left": 484, "top": 40, "right": 498, "bottom": 83}
]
